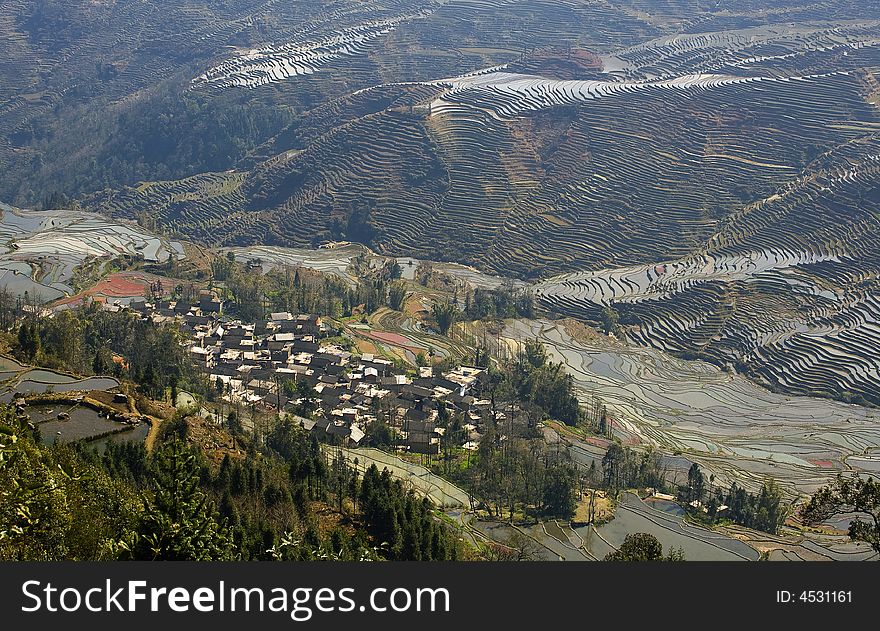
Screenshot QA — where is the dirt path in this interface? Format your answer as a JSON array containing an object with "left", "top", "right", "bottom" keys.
[{"left": 130, "top": 396, "right": 163, "bottom": 453}]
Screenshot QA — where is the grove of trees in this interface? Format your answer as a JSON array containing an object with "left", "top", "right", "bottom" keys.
[
  {"left": 801, "top": 475, "right": 880, "bottom": 553},
  {"left": 0, "top": 407, "right": 465, "bottom": 561}
]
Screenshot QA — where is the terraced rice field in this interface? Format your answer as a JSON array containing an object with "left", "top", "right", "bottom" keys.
[
  {"left": 579, "top": 493, "right": 761, "bottom": 561},
  {"left": 0, "top": 357, "right": 138, "bottom": 445},
  {"left": 502, "top": 318, "right": 880, "bottom": 495},
  {"left": 228, "top": 242, "right": 526, "bottom": 292},
  {"left": 444, "top": 491, "right": 761, "bottom": 561},
  {"left": 534, "top": 148, "right": 880, "bottom": 406},
  {"left": 7, "top": 1, "right": 880, "bottom": 505},
  {"left": 193, "top": 2, "right": 443, "bottom": 90},
  {"left": 349, "top": 304, "right": 472, "bottom": 364},
  {"left": 429, "top": 69, "right": 842, "bottom": 119},
  {"left": 0, "top": 205, "right": 184, "bottom": 302},
  {"left": 0, "top": 366, "right": 120, "bottom": 405},
  {"left": 26, "top": 404, "right": 141, "bottom": 446},
  {"left": 328, "top": 447, "right": 760, "bottom": 561},
  {"left": 92, "top": 15, "right": 880, "bottom": 297},
  {"left": 225, "top": 244, "right": 362, "bottom": 285}
]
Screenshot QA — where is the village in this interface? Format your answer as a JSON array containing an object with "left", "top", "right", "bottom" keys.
[{"left": 122, "top": 291, "right": 490, "bottom": 455}]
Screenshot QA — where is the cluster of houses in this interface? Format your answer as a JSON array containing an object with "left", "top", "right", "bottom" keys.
[{"left": 125, "top": 292, "right": 491, "bottom": 453}]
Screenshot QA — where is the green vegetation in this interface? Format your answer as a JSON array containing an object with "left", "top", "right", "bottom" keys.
[
  {"left": 0, "top": 408, "right": 465, "bottom": 561},
  {"left": 601, "top": 443, "right": 666, "bottom": 493},
  {"left": 358, "top": 464, "right": 455, "bottom": 560},
  {"left": 504, "top": 339, "right": 581, "bottom": 426},
  {"left": 465, "top": 427, "right": 579, "bottom": 521},
  {"left": 387, "top": 282, "right": 408, "bottom": 312},
  {"left": 801, "top": 475, "right": 880, "bottom": 553},
  {"left": 3, "top": 301, "right": 197, "bottom": 402},
  {"left": 600, "top": 306, "right": 621, "bottom": 337},
  {"left": 595, "top": 446, "right": 787, "bottom": 535},
  {"left": 118, "top": 440, "right": 234, "bottom": 561},
  {"left": 431, "top": 301, "right": 458, "bottom": 336},
  {"left": 463, "top": 285, "right": 535, "bottom": 321},
  {"left": 604, "top": 533, "right": 684, "bottom": 561},
  {"left": 711, "top": 480, "right": 787, "bottom": 535},
  {"left": 221, "top": 258, "right": 389, "bottom": 322}
]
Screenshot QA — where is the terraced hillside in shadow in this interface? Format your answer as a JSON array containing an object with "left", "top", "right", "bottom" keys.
[
  {"left": 535, "top": 129, "right": 880, "bottom": 405},
  {"left": 0, "top": 0, "right": 668, "bottom": 205}
]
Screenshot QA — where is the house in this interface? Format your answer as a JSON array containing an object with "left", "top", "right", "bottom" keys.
[
  {"left": 270, "top": 349, "right": 291, "bottom": 363},
  {"left": 349, "top": 425, "right": 365, "bottom": 445},
  {"left": 129, "top": 300, "right": 150, "bottom": 313},
  {"left": 184, "top": 313, "right": 211, "bottom": 328},
  {"left": 363, "top": 366, "right": 379, "bottom": 383},
  {"left": 324, "top": 420, "right": 365, "bottom": 447},
  {"left": 296, "top": 314, "right": 322, "bottom": 334},
  {"left": 292, "top": 339, "right": 320, "bottom": 353},
  {"left": 246, "top": 379, "right": 276, "bottom": 396},
  {"left": 407, "top": 431, "right": 439, "bottom": 455},
  {"left": 189, "top": 346, "right": 215, "bottom": 370},
  {"left": 199, "top": 297, "right": 223, "bottom": 314},
  {"left": 289, "top": 415, "right": 316, "bottom": 432}
]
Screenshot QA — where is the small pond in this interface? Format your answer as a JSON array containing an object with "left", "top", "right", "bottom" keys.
[
  {"left": 27, "top": 404, "right": 145, "bottom": 446},
  {"left": 89, "top": 421, "right": 150, "bottom": 452}
]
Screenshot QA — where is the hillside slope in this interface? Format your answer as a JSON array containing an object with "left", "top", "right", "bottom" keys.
[{"left": 5, "top": 1, "right": 880, "bottom": 406}]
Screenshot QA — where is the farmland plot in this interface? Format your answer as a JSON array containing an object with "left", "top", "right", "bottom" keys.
[
  {"left": 502, "top": 318, "right": 880, "bottom": 495},
  {"left": 194, "top": 3, "right": 443, "bottom": 91},
  {"left": 0, "top": 205, "right": 184, "bottom": 302}
]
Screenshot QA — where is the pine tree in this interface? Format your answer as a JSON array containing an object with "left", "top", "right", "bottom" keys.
[{"left": 129, "top": 441, "right": 233, "bottom": 560}]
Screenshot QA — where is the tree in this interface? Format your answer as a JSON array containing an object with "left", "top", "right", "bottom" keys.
[
  {"left": 754, "top": 478, "right": 786, "bottom": 535},
  {"left": 387, "top": 261, "right": 403, "bottom": 280},
  {"left": 598, "top": 409, "right": 607, "bottom": 436},
  {"left": 522, "top": 339, "right": 547, "bottom": 369},
  {"left": 600, "top": 305, "right": 621, "bottom": 336},
  {"left": 226, "top": 410, "right": 243, "bottom": 435},
  {"left": 92, "top": 348, "right": 112, "bottom": 375},
  {"left": 0, "top": 409, "right": 71, "bottom": 560},
  {"left": 126, "top": 441, "right": 233, "bottom": 560},
  {"left": 686, "top": 463, "right": 705, "bottom": 504},
  {"left": 604, "top": 533, "right": 684, "bottom": 561},
  {"left": 17, "top": 320, "right": 40, "bottom": 361},
  {"left": 542, "top": 464, "right": 577, "bottom": 519},
  {"left": 484, "top": 529, "right": 542, "bottom": 561},
  {"left": 290, "top": 379, "right": 318, "bottom": 418},
  {"left": 602, "top": 443, "right": 625, "bottom": 491},
  {"left": 801, "top": 475, "right": 880, "bottom": 552},
  {"left": 431, "top": 301, "right": 458, "bottom": 336},
  {"left": 388, "top": 282, "right": 407, "bottom": 311}
]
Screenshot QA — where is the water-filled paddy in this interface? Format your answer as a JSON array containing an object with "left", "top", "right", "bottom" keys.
[
  {"left": 27, "top": 405, "right": 134, "bottom": 445},
  {"left": 579, "top": 493, "right": 760, "bottom": 561},
  {"left": 91, "top": 421, "right": 150, "bottom": 451},
  {"left": 4, "top": 370, "right": 119, "bottom": 399},
  {"left": 0, "top": 206, "right": 185, "bottom": 301},
  {"left": 227, "top": 245, "right": 359, "bottom": 285},
  {"left": 0, "top": 356, "right": 27, "bottom": 372},
  {"left": 503, "top": 319, "right": 880, "bottom": 494},
  {"left": 0, "top": 361, "right": 121, "bottom": 407}
]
